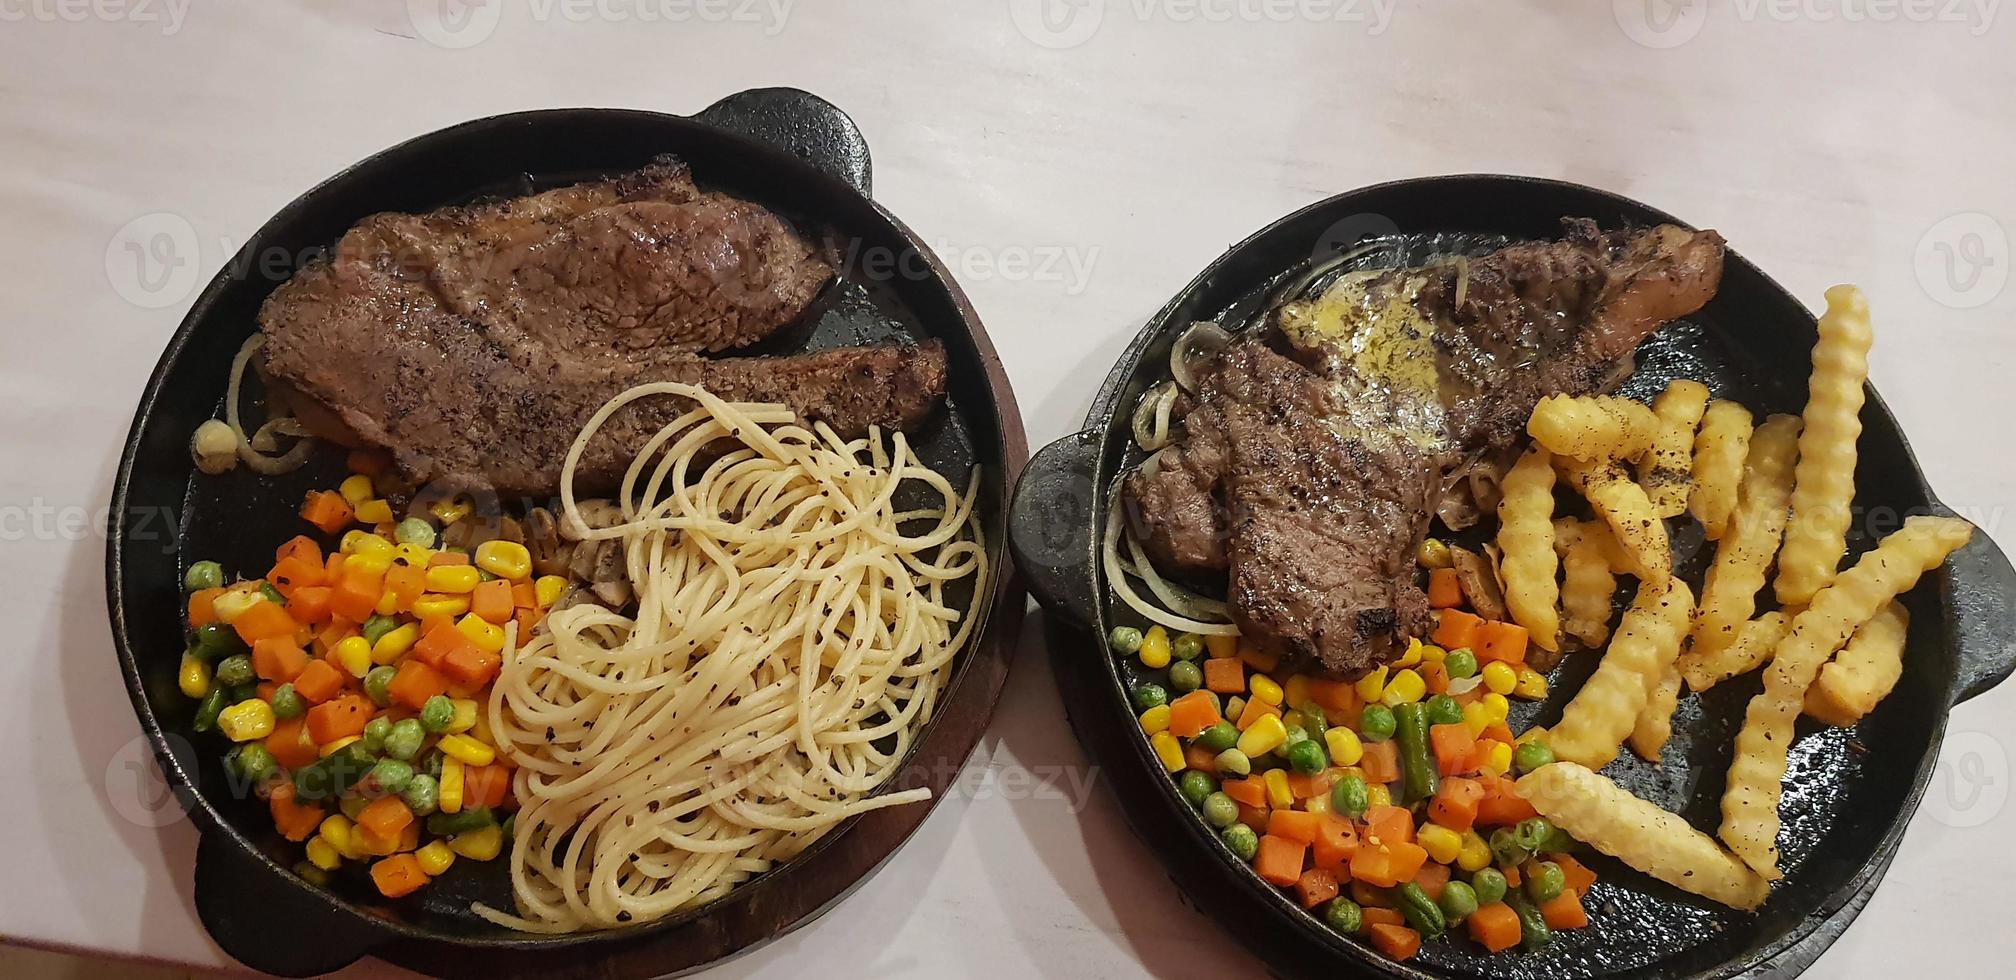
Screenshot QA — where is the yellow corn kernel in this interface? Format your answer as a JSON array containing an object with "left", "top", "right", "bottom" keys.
[
  {"left": 1282, "top": 675, "right": 1312, "bottom": 711},
  {"left": 1516, "top": 726, "right": 1550, "bottom": 745},
  {"left": 1366, "top": 783, "right": 1393, "bottom": 808},
  {"left": 318, "top": 815, "right": 358, "bottom": 859},
  {"left": 210, "top": 588, "right": 263, "bottom": 624},
  {"left": 374, "top": 587, "right": 400, "bottom": 617},
  {"left": 1139, "top": 626, "right": 1172, "bottom": 669},
  {"left": 1381, "top": 668, "right": 1426, "bottom": 706},
  {"left": 320, "top": 735, "right": 362, "bottom": 758},
  {"left": 1480, "top": 692, "right": 1511, "bottom": 725},
  {"left": 1457, "top": 831, "right": 1494, "bottom": 872},
  {"left": 533, "top": 574, "right": 567, "bottom": 607},
  {"left": 1417, "top": 537, "right": 1453, "bottom": 569},
  {"left": 411, "top": 593, "right": 471, "bottom": 619},
  {"left": 1250, "top": 674, "right": 1284, "bottom": 706},
  {"left": 394, "top": 542, "right": 435, "bottom": 568},
  {"left": 1324, "top": 727, "right": 1364, "bottom": 767},
  {"left": 1419, "top": 643, "right": 1447, "bottom": 665},
  {"left": 1139, "top": 704, "right": 1172, "bottom": 735},
  {"left": 439, "top": 758, "right": 465, "bottom": 814},
  {"left": 354, "top": 825, "right": 400, "bottom": 857},
  {"left": 1204, "top": 634, "right": 1240, "bottom": 659},
  {"left": 372, "top": 623, "right": 420, "bottom": 665},
  {"left": 330, "top": 636, "right": 372, "bottom": 678},
  {"left": 1305, "top": 790, "right": 1333, "bottom": 816},
  {"left": 1418, "top": 823, "right": 1463, "bottom": 865},
  {"left": 415, "top": 840, "right": 457, "bottom": 876},
  {"left": 1513, "top": 667, "right": 1550, "bottom": 700},
  {"left": 424, "top": 564, "right": 481, "bottom": 594},
  {"left": 217, "top": 699, "right": 276, "bottom": 742},
  {"left": 1263, "top": 769, "right": 1294, "bottom": 809},
  {"left": 1355, "top": 666, "right": 1388, "bottom": 703},
  {"left": 1149, "top": 730, "right": 1185, "bottom": 772},
  {"left": 305, "top": 836, "right": 343, "bottom": 871},
  {"left": 474, "top": 540, "right": 533, "bottom": 581},
  {"left": 341, "top": 530, "right": 396, "bottom": 559},
  {"left": 1481, "top": 661, "right": 1518, "bottom": 696},
  {"left": 447, "top": 698, "right": 479, "bottom": 734},
  {"left": 1236, "top": 713, "right": 1288, "bottom": 758},
  {"left": 1478, "top": 740, "right": 1514, "bottom": 777},
  {"left": 1395, "top": 637, "right": 1424, "bottom": 668},
  {"left": 1462, "top": 701, "right": 1493, "bottom": 738},
  {"left": 338, "top": 475, "right": 375, "bottom": 506},
  {"left": 178, "top": 654, "right": 212, "bottom": 699},
  {"left": 457, "top": 614, "right": 505, "bottom": 655},
  {"left": 429, "top": 496, "right": 473, "bottom": 525},
  {"left": 344, "top": 551, "right": 393, "bottom": 578},
  {"left": 354, "top": 499, "right": 394, "bottom": 525},
  {"left": 436, "top": 733, "right": 496, "bottom": 767},
  {"left": 449, "top": 825, "right": 503, "bottom": 861},
  {"left": 470, "top": 709, "right": 496, "bottom": 748}
]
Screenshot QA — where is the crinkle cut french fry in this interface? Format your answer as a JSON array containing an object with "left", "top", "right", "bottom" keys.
[
  {"left": 1641, "top": 380, "right": 1711, "bottom": 519},
  {"left": 1498, "top": 446, "right": 1561, "bottom": 652},
  {"left": 1529, "top": 394, "right": 1661, "bottom": 462},
  {"left": 1805, "top": 601, "right": 1910, "bottom": 726},
  {"left": 1691, "top": 415, "right": 1801, "bottom": 658},
  {"left": 1720, "top": 516, "right": 1973, "bottom": 878},
  {"left": 1548, "top": 578, "right": 1694, "bottom": 770},
  {"left": 1678, "top": 611, "right": 1791, "bottom": 693},
  {"left": 1561, "top": 459, "right": 1671, "bottom": 586},
  {"left": 1517, "top": 762, "right": 1769, "bottom": 910},
  {"left": 1629, "top": 661, "right": 1684, "bottom": 761},
  {"left": 1554, "top": 518, "right": 1619, "bottom": 646},
  {"left": 1690, "top": 400, "right": 1754, "bottom": 541},
  {"left": 1777, "top": 286, "right": 1876, "bottom": 606}
]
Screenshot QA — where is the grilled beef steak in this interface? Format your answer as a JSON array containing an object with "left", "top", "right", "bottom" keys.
[
  {"left": 1125, "top": 221, "right": 1725, "bottom": 676},
  {"left": 258, "top": 158, "right": 947, "bottom": 496}
]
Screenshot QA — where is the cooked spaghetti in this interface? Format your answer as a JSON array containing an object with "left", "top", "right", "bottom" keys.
[{"left": 474, "top": 383, "right": 985, "bottom": 932}]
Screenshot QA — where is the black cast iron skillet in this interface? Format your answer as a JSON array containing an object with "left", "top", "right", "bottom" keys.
[
  {"left": 105, "top": 88, "right": 1029, "bottom": 978},
  {"left": 1007, "top": 176, "right": 2016, "bottom": 979}
]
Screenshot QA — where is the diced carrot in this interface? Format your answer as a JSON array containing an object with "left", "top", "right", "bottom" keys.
[
  {"left": 1422, "top": 660, "right": 1451, "bottom": 696},
  {"left": 1286, "top": 768, "right": 1338, "bottom": 800},
  {"left": 265, "top": 717, "right": 321, "bottom": 769},
  {"left": 440, "top": 645, "right": 500, "bottom": 688},
  {"left": 268, "top": 781, "right": 325, "bottom": 842},
  {"left": 1350, "top": 840, "right": 1427, "bottom": 888},
  {"left": 266, "top": 555, "right": 327, "bottom": 599},
  {"left": 1502, "top": 864, "right": 1522, "bottom": 888},
  {"left": 358, "top": 794, "right": 415, "bottom": 839},
  {"left": 1184, "top": 742, "right": 1219, "bottom": 773},
  {"left": 427, "top": 551, "right": 470, "bottom": 567},
  {"left": 1236, "top": 802, "right": 1270, "bottom": 834},
  {"left": 510, "top": 581, "right": 538, "bottom": 610},
  {"left": 188, "top": 588, "right": 224, "bottom": 627},
  {"left": 1430, "top": 723, "right": 1478, "bottom": 777},
  {"left": 328, "top": 564, "right": 384, "bottom": 624},
  {"left": 1428, "top": 776, "right": 1485, "bottom": 833},
  {"left": 1296, "top": 868, "right": 1341, "bottom": 908},
  {"left": 1413, "top": 862, "right": 1450, "bottom": 902},
  {"left": 1367, "top": 923, "right": 1421, "bottom": 961},
  {"left": 1254, "top": 834, "right": 1307, "bottom": 887},
  {"left": 300, "top": 490, "right": 354, "bottom": 534},
  {"left": 1427, "top": 567, "right": 1464, "bottom": 608},
  {"left": 1223, "top": 776, "right": 1268, "bottom": 808},
  {"left": 1238, "top": 644, "right": 1279, "bottom": 673},
  {"left": 1481, "top": 721, "right": 1516, "bottom": 745},
  {"left": 1167, "top": 690, "right": 1222, "bottom": 738},
  {"left": 324, "top": 551, "right": 346, "bottom": 578},
  {"left": 346, "top": 447, "right": 391, "bottom": 476},
  {"left": 305, "top": 695, "right": 373, "bottom": 745},
  {"left": 1360, "top": 906, "right": 1406, "bottom": 928},
  {"left": 398, "top": 818, "right": 422, "bottom": 854},
  {"left": 1475, "top": 620, "right": 1530, "bottom": 665},
  {"left": 387, "top": 660, "right": 451, "bottom": 710},
  {"left": 275, "top": 534, "right": 323, "bottom": 566},
  {"left": 313, "top": 618, "right": 356, "bottom": 657},
  {"left": 1307, "top": 678, "right": 1357, "bottom": 714},
  {"left": 256, "top": 681, "right": 279, "bottom": 701},
  {"left": 1268, "top": 809, "right": 1320, "bottom": 845},
  {"left": 1312, "top": 815, "right": 1359, "bottom": 873},
  {"left": 370, "top": 853, "right": 428, "bottom": 899},
  {"left": 471, "top": 579, "right": 514, "bottom": 625},
  {"left": 286, "top": 586, "right": 333, "bottom": 626},
  {"left": 251, "top": 637, "right": 309, "bottom": 684},
  {"left": 512, "top": 608, "right": 539, "bottom": 640},
  {"left": 233, "top": 600, "right": 299, "bottom": 645},
  {"left": 1469, "top": 902, "right": 1523, "bottom": 953},
  {"left": 1236, "top": 695, "right": 1281, "bottom": 731},
  {"left": 463, "top": 765, "right": 510, "bottom": 809},
  {"left": 1203, "top": 657, "right": 1245, "bottom": 694},
  {"left": 1359, "top": 740, "right": 1401, "bottom": 785},
  {"left": 1364, "top": 805, "right": 1414, "bottom": 846},
  {"left": 411, "top": 620, "right": 471, "bottom": 668},
  {"left": 290, "top": 658, "right": 345, "bottom": 704},
  {"left": 1476, "top": 774, "right": 1540, "bottom": 826},
  {"left": 1352, "top": 881, "right": 1393, "bottom": 908},
  {"left": 1554, "top": 854, "right": 1598, "bottom": 895},
  {"left": 1540, "top": 888, "right": 1590, "bottom": 930},
  {"left": 384, "top": 565, "right": 426, "bottom": 614},
  {"left": 1433, "top": 608, "right": 1485, "bottom": 652}
]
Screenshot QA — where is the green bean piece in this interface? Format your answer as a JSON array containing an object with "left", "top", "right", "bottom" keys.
[
  {"left": 1324, "top": 898, "right": 1363, "bottom": 934},
  {"left": 426, "top": 806, "right": 495, "bottom": 837},
  {"left": 191, "top": 623, "right": 245, "bottom": 661},
  {"left": 184, "top": 560, "right": 224, "bottom": 592},
  {"left": 1179, "top": 770, "right": 1217, "bottom": 807},
  {"left": 293, "top": 862, "right": 330, "bottom": 888},
  {"left": 1221, "top": 823, "right": 1259, "bottom": 862},
  {"left": 1471, "top": 867, "right": 1509, "bottom": 906},
  {"left": 1200, "top": 792, "right": 1239, "bottom": 829},
  {"left": 293, "top": 743, "right": 377, "bottom": 802},
  {"left": 1359, "top": 704, "right": 1396, "bottom": 742},
  {"left": 1196, "top": 721, "right": 1240, "bottom": 753},
  {"left": 1395, "top": 882, "right": 1448, "bottom": 939},
  {"left": 1392, "top": 702, "right": 1440, "bottom": 804},
  {"left": 1108, "top": 626, "right": 1144, "bottom": 656},
  {"left": 1507, "top": 893, "right": 1554, "bottom": 951},
  {"left": 191, "top": 686, "right": 228, "bottom": 732}
]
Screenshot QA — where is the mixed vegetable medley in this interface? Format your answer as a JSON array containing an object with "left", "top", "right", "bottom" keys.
[
  {"left": 177, "top": 452, "right": 559, "bottom": 899},
  {"left": 1116, "top": 545, "right": 1588, "bottom": 963}
]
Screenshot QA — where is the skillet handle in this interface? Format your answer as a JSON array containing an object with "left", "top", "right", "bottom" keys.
[
  {"left": 1009, "top": 431, "right": 1102, "bottom": 626},
  {"left": 694, "top": 87, "right": 872, "bottom": 195},
  {"left": 1943, "top": 515, "right": 2016, "bottom": 705},
  {"left": 194, "top": 831, "right": 385, "bottom": 976}
]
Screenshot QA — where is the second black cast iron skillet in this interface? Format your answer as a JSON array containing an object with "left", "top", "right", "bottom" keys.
[{"left": 1008, "top": 175, "right": 2016, "bottom": 979}]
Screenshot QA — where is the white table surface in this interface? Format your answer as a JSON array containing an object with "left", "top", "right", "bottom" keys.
[{"left": 3, "top": 1, "right": 2013, "bottom": 976}]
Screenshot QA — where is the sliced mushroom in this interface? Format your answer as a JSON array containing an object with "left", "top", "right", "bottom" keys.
[
  {"left": 561, "top": 499, "right": 625, "bottom": 542},
  {"left": 524, "top": 507, "right": 570, "bottom": 577},
  {"left": 1449, "top": 545, "right": 1508, "bottom": 623}
]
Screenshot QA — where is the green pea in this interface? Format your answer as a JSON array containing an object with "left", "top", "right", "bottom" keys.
[
  {"left": 1444, "top": 648, "right": 1479, "bottom": 680},
  {"left": 1201, "top": 791, "right": 1239, "bottom": 829},
  {"left": 1179, "top": 770, "right": 1217, "bottom": 807},
  {"left": 1471, "top": 867, "right": 1509, "bottom": 906},
  {"left": 394, "top": 517, "right": 437, "bottom": 547},
  {"left": 1281, "top": 724, "right": 1310, "bottom": 748},
  {"left": 1359, "top": 704, "right": 1396, "bottom": 742},
  {"left": 1514, "top": 817, "right": 1557, "bottom": 854},
  {"left": 1526, "top": 861, "right": 1567, "bottom": 904},
  {"left": 1285, "top": 738, "right": 1327, "bottom": 775},
  {"left": 1168, "top": 660, "right": 1203, "bottom": 694},
  {"left": 229, "top": 743, "right": 278, "bottom": 785},
  {"left": 1171, "top": 633, "right": 1204, "bottom": 661},
  {"left": 420, "top": 695, "right": 457, "bottom": 734},
  {"left": 1214, "top": 749, "right": 1252, "bottom": 777},
  {"left": 269, "top": 684, "right": 306, "bottom": 720},
  {"left": 1514, "top": 739, "right": 1557, "bottom": 775},
  {"left": 1197, "top": 721, "right": 1239, "bottom": 752},
  {"left": 368, "top": 758, "right": 415, "bottom": 796},
  {"left": 1425, "top": 694, "right": 1464, "bottom": 727},
  {"left": 184, "top": 560, "right": 224, "bottom": 592},
  {"left": 1108, "top": 626, "right": 1144, "bottom": 656},
  {"left": 213, "top": 654, "right": 255, "bottom": 689},
  {"left": 1490, "top": 827, "right": 1533, "bottom": 868},
  {"left": 191, "top": 623, "right": 245, "bottom": 661},
  {"left": 1324, "top": 898, "right": 1363, "bottom": 934},
  {"left": 384, "top": 718, "right": 426, "bottom": 762},
  {"left": 1132, "top": 683, "right": 1168, "bottom": 712},
  {"left": 402, "top": 773, "right": 440, "bottom": 816},
  {"left": 364, "top": 665, "right": 398, "bottom": 707},
  {"left": 191, "top": 685, "right": 228, "bottom": 733},
  {"left": 420, "top": 750, "right": 445, "bottom": 779},
  {"left": 361, "top": 716, "right": 393, "bottom": 754},
  {"left": 1541, "top": 824, "right": 1578, "bottom": 855},
  {"left": 1222, "top": 823, "right": 1259, "bottom": 862},
  {"left": 361, "top": 614, "right": 399, "bottom": 646},
  {"left": 228, "top": 683, "right": 259, "bottom": 704},
  {"left": 1331, "top": 774, "right": 1370, "bottom": 819},
  {"left": 1439, "top": 880, "right": 1479, "bottom": 924}
]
